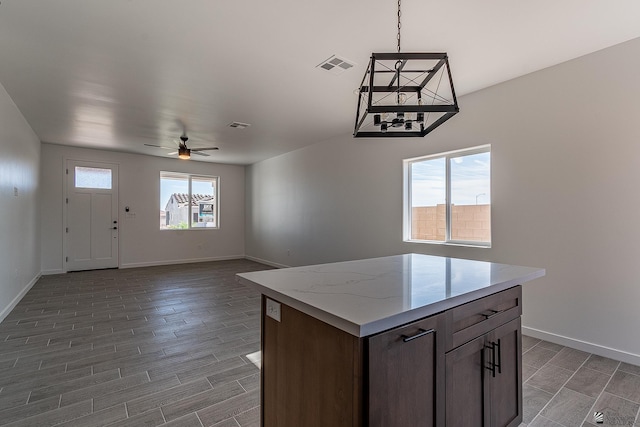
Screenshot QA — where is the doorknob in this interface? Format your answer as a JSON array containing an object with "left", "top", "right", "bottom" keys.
[{"left": 112, "top": 227, "right": 118, "bottom": 230}]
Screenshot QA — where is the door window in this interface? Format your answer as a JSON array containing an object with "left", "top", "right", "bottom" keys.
[{"left": 75, "top": 166, "right": 112, "bottom": 189}]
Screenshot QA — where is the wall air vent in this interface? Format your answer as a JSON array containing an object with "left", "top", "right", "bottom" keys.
[
  {"left": 317, "top": 55, "right": 356, "bottom": 75},
  {"left": 229, "top": 122, "right": 251, "bottom": 129}
]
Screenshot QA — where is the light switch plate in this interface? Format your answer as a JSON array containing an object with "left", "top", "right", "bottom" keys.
[{"left": 266, "top": 298, "right": 281, "bottom": 322}]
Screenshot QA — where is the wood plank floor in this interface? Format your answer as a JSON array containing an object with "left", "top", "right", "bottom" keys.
[
  {"left": 1, "top": 259, "right": 638, "bottom": 426},
  {"left": 0, "top": 259, "right": 270, "bottom": 427}
]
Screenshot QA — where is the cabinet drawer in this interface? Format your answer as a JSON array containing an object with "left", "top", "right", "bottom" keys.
[{"left": 446, "top": 286, "right": 521, "bottom": 351}]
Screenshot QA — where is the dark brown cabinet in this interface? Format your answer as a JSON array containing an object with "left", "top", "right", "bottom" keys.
[
  {"left": 367, "top": 313, "right": 446, "bottom": 427},
  {"left": 261, "top": 299, "right": 363, "bottom": 427},
  {"left": 487, "top": 318, "right": 522, "bottom": 427},
  {"left": 445, "top": 287, "right": 523, "bottom": 427},
  {"left": 445, "top": 318, "right": 522, "bottom": 427},
  {"left": 260, "top": 285, "right": 523, "bottom": 427},
  {"left": 445, "top": 335, "right": 486, "bottom": 425}
]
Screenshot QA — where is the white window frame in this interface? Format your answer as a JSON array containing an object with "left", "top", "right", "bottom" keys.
[
  {"left": 403, "top": 145, "right": 491, "bottom": 247},
  {"left": 160, "top": 171, "right": 220, "bottom": 230}
]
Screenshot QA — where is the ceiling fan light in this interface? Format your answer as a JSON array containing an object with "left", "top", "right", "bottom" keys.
[
  {"left": 178, "top": 147, "right": 191, "bottom": 159},
  {"left": 405, "top": 121, "right": 412, "bottom": 130},
  {"left": 381, "top": 122, "right": 388, "bottom": 133}
]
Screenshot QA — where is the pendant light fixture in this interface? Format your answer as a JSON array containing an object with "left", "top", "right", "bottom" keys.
[{"left": 353, "top": 0, "right": 459, "bottom": 138}]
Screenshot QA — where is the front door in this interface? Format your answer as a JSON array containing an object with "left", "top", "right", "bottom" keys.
[{"left": 66, "top": 160, "right": 119, "bottom": 271}]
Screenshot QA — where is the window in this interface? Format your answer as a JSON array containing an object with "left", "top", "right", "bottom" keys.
[
  {"left": 160, "top": 172, "right": 219, "bottom": 230},
  {"left": 404, "top": 145, "right": 491, "bottom": 246},
  {"left": 75, "top": 166, "right": 112, "bottom": 189}
]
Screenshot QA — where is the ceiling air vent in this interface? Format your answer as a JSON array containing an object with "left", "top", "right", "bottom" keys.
[
  {"left": 317, "top": 55, "right": 356, "bottom": 75},
  {"left": 229, "top": 122, "right": 251, "bottom": 129}
]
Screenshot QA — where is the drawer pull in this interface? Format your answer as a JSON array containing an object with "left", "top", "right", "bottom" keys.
[
  {"left": 402, "top": 328, "right": 434, "bottom": 343},
  {"left": 481, "top": 309, "right": 500, "bottom": 319},
  {"left": 485, "top": 342, "right": 496, "bottom": 377},
  {"left": 485, "top": 339, "right": 502, "bottom": 377}
]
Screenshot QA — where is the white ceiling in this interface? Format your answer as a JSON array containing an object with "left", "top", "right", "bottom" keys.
[{"left": 1, "top": 1, "right": 640, "bottom": 165}]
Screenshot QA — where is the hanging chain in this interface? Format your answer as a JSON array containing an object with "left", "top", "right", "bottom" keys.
[
  {"left": 396, "top": 0, "right": 402, "bottom": 53},
  {"left": 395, "top": 0, "right": 403, "bottom": 105}
]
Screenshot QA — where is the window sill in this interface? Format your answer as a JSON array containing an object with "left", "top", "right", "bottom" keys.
[{"left": 404, "top": 239, "right": 491, "bottom": 249}]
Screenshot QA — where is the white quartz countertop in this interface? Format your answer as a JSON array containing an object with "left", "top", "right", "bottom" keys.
[{"left": 236, "top": 254, "right": 545, "bottom": 337}]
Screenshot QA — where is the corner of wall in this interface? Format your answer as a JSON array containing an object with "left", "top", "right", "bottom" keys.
[{"left": 0, "top": 273, "right": 40, "bottom": 323}]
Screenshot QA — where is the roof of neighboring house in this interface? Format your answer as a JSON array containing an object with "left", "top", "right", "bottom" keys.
[{"left": 167, "top": 193, "right": 214, "bottom": 207}]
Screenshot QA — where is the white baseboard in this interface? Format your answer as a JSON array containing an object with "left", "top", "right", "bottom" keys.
[
  {"left": 243, "top": 255, "right": 290, "bottom": 269},
  {"left": 523, "top": 326, "right": 640, "bottom": 366},
  {"left": 120, "top": 255, "right": 246, "bottom": 269},
  {"left": 41, "top": 269, "right": 64, "bottom": 276},
  {"left": 0, "top": 273, "right": 41, "bottom": 323},
  {"left": 43, "top": 255, "right": 281, "bottom": 273}
]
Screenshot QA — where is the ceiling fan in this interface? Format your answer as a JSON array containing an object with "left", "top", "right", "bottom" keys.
[{"left": 145, "top": 134, "right": 218, "bottom": 159}]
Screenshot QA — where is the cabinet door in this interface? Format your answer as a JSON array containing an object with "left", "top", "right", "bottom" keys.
[
  {"left": 367, "top": 313, "right": 446, "bottom": 427},
  {"left": 487, "top": 317, "right": 522, "bottom": 427},
  {"left": 445, "top": 317, "right": 522, "bottom": 427},
  {"left": 445, "top": 335, "right": 489, "bottom": 427}
]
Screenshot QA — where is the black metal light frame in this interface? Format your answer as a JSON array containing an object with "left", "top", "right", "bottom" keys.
[{"left": 353, "top": 52, "right": 459, "bottom": 138}]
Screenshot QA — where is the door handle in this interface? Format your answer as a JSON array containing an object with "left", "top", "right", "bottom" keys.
[
  {"left": 401, "top": 328, "right": 434, "bottom": 342},
  {"left": 112, "top": 227, "right": 118, "bottom": 230}
]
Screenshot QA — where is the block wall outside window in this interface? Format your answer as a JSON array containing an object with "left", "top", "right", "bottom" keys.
[
  {"left": 405, "top": 145, "right": 491, "bottom": 247},
  {"left": 411, "top": 204, "right": 491, "bottom": 242}
]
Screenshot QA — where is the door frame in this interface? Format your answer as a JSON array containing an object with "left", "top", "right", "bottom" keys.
[{"left": 62, "top": 157, "right": 121, "bottom": 273}]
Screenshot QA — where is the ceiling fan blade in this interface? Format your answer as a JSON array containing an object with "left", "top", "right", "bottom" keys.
[
  {"left": 191, "top": 147, "right": 219, "bottom": 151},
  {"left": 145, "top": 143, "right": 175, "bottom": 150},
  {"left": 191, "top": 151, "right": 210, "bottom": 157}
]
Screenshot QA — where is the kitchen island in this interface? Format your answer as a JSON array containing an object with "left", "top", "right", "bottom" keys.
[{"left": 236, "top": 254, "right": 545, "bottom": 427}]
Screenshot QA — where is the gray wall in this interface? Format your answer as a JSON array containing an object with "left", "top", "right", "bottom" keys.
[
  {"left": 245, "top": 38, "right": 640, "bottom": 363},
  {"left": 41, "top": 143, "right": 246, "bottom": 273},
  {"left": 0, "top": 82, "right": 41, "bottom": 321}
]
